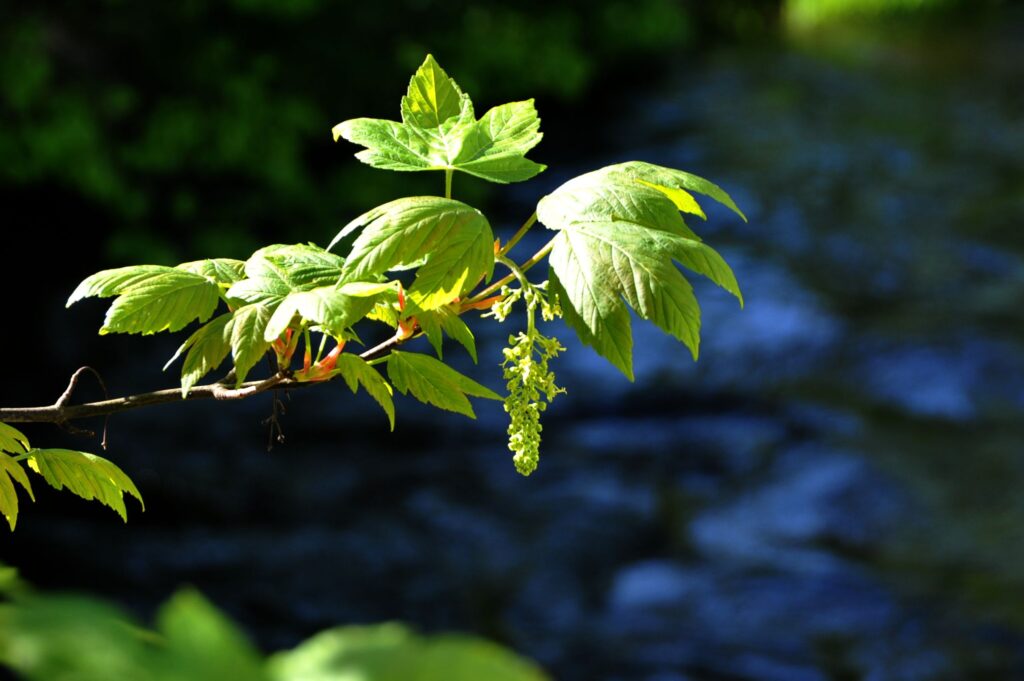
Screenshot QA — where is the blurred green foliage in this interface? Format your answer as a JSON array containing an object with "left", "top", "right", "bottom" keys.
[
  {"left": 0, "top": 569, "right": 549, "bottom": 681},
  {"left": 0, "top": 0, "right": 696, "bottom": 266},
  {"left": 784, "top": 0, "right": 1001, "bottom": 29},
  {"left": 2, "top": 0, "right": 986, "bottom": 266}
]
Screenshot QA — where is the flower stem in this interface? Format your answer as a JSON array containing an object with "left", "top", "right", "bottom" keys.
[
  {"left": 467, "top": 237, "right": 557, "bottom": 305},
  {"left": 499, "top": 212, "right": 537, "bottom": 257}
]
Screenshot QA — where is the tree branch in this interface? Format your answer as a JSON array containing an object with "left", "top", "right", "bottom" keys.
[
  {"left": 0, "top": 229, "right": 540, "bottom": 428},
  {"left": 0, "top": 330, "right": 420, "bottom": 426},
  {"left": 0, "top": 373, "right": 296, "bottom": 424}
]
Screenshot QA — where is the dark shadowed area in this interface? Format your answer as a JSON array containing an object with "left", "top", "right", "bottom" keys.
[{"left": 2, "top": 1, "right": 1024, "bottom": 679}]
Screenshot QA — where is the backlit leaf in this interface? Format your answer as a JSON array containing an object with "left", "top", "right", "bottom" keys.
[
  {"left": 66, "top": 265, "right": 176, "bottom": 307},
  {"left": 0, "top": 453, "right": 34, "bottom": 531},
  {"left": 387, "top": 351, "right": 499, "bottom": 419},
  {"left": 177, "top": 258, "right": 247, "bottom": 286},
  {"left": 598, "top": 161, "right": 747, "bottom": 221},
  {"left": 333, "top": 55, "right": 544, "bottom": 184},
  {"left": 636, "top": 180, "right": 706, "bottom": 219},
  {"left": 449, "top": 100, "right": 546, "bottom": 183},
  {"left": 263, "top": 287, "right": 378, "bottom": 342},
  {"left": 26, "top": 449, "right": 144, "bottom": 522},
  {"left": 0, "top": 422, "right": 29, "bottom": 455},
  {"left": 226, "top": 304, "right": 274, "bottom": 385},
  {"left": 333, "top": 117, "right": 441, "bottom": 172},
  {"left": 335, "top": 354, "right": 395, "bottom": 431},
  {"left": 333, "top": 197, "right": 494, "bottom": 311},
  {"left": 537, "top": 161, "right": 743, "bottom": 380},
  {"left": 416, "top": 308, "right": 477, "bottom": 362},
  {"left": 400, "top": 54, "right": 466, "bottom": 128},
  {"left": 226, "top": 244, "right": 346, "bottom": 307},
  {"left": 99, "top": 270, "right": 221, "bottom": 335},
  {"left": 164, "top": 314, "right": 232, "bottom": 397}
]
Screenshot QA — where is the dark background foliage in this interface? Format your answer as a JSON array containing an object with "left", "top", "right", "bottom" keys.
[{"left": 3, "top": 1, "right": 1024, "bottom": 679}]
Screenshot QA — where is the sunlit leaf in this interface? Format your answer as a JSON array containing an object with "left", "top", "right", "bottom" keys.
[
  {"left": 26, "top": 449, "right": 144, "bottom": 522},
  {"left": 335, "top": 355, "right": 395, "bottom": 430},
  {"left": 600, "top": 161, "right": 747, "bottom": 221},
  {"left": 538, "top": 161, "right": 743, "bottom": 379},
  {"left": 416, "top": 307, "right": 477, "bottom": 362},
  {"left": 400, "top": 54, "right": 466, "bottom": 128},
  {"left": 67, "top": 265, "right": 176, "bottom": 306},
  {"left": 0, "top": 453, "right": 34, "bottom": 531},
  {"left": 164, "top": 314, "right": 232, "bottom": 397},
  {"left": 417, "top": 311, "right": 446, "bottom": 358},
  {"left": 97, "top": 270, "right": 221, "bottom": 335},
  {"left": 333, "top": 55, "right": 544, "bottom": 184},
  {"left": 332, "top": 118, "right": 442, "bottom": 172},
  {"left": 337, "top": 281, "right": 401, "bottom": 297},
  {"left": 636, "top": 180, "right": 706, "bottom": 219},
  {"left": 448, "top": 99, "right": 546, "bottom": 183},
  {"left": 263, "top": 287, "right": 378, "bottom": 341},
  {"left": 226, "top": 304, "right": 274, "bottom": 385},
  {"left": 332, "top": 197, "right": 494, "bottom": 311},
  {"left": 387, "top": 351, "right": 499, "bottom": 418},
  {"left": 226, "top": 244, "right": 346, "bottom": 307},
  {"left": 177, "top": 259, "right": 247, "bottom": 286},
  {"left": 0, "top": 423, "right": 29, "bottom": 455}
]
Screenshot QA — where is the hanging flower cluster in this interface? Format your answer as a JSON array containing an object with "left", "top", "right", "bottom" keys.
[
  {"left": 491, "top": 279, "right": 564, "bottom": 475},
  {"left": 502, "top": 329, "right": 565, "bottom": 475}
]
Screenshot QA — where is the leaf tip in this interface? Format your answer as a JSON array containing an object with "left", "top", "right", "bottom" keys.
[{"left": 331, "top": 120, "right": 352, "bottom": 143}]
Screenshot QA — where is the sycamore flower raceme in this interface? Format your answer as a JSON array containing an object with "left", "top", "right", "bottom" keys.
[{"left": 501, "top": 328, "right": 565, "bottom": 476}]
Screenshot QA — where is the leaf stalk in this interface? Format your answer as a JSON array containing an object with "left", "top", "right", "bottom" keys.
[
  {"left": 499, "top": 212, "right": 537, "bottom": 257},
  {"left": 467, "top": 236, "right": 556, "bottom": 305}
]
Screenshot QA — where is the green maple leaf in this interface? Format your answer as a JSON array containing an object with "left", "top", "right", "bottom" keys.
[
  {"left": 226, "top": 303, "right": 274, "bottom": 385},
  {"left": 263, "top": 286, "right": 379, "bottom": 342},
  {"left": 538, "top": 161, "right": 744, "bottom": 380},
  {"left": 164, "top": 313, "right": 232, "bottom": 397},
  {"left": 416, "top": 306, "right": 478, "bottom": 363},
  {"left": 387, "top": 351, "right": 500, "bottom": 419},
  {"left": 0, "top": 423, "right": 30, "bottom": 456},
  {"left": 226, "top": 244, "right": 346, "bottom": 307},
  {"left": 331, "top": 196, "right": 494, "bottom": 311},
  {"left": 0, "top": 450, "right": 34, "bottom": 531},
  {"left": 26, "top": 449, "right": 143, "bottom": 522},
  {"left": 332, "top": 54, "right": 545, "bottom": 184},
  {"left": 334, "top": 354, "right": 396, "bottom": 431},
  {"left": 176, "top": 258, "right": 247, "bottom": 286},
  {"left": 68, "top": 265, "right": 222, "bottom": 336}
]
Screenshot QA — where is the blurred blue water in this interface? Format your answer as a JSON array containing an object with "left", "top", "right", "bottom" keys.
[{"left": 6, "top": 15, "right": 1024, "bottom": 681}]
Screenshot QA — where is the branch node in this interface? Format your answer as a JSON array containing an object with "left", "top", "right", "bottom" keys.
[
  {"left": 53, "top": 366, "right": 111, "bottom": 447},
  {"left": 55, "top": 366, "right": 108, "bottom": 409}
]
